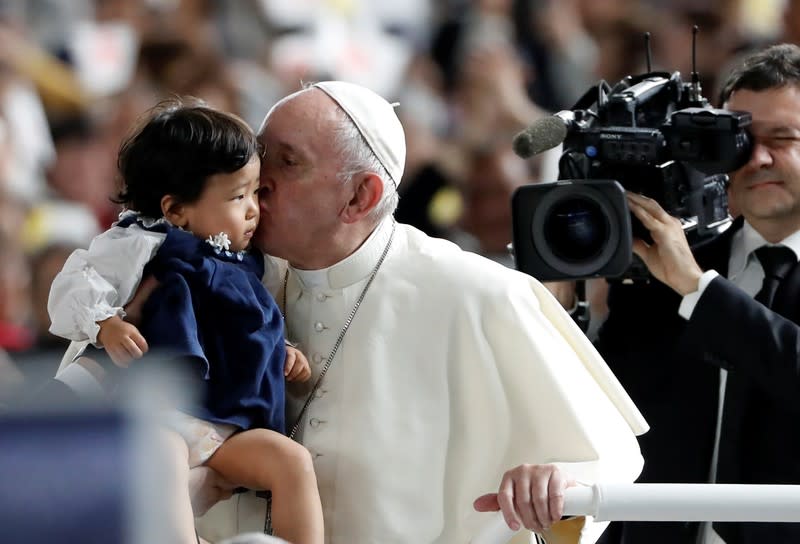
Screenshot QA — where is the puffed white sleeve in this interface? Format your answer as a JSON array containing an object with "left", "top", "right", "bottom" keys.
[{"left": 47, "top": 224, "right": 166, "bottom": 344}]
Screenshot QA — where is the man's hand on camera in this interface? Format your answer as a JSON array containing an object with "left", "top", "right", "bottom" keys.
[{"left": 626, "top": 192, "right": 704, "bottom": 296}]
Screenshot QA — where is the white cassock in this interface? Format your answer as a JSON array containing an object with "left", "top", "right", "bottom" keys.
[{"left": 198, "top": 218, "right": 648, "bottom": 544}]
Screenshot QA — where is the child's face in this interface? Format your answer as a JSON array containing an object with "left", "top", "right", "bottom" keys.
[{"left": 180, "top": 154, "right": 261, "bottom": 251}]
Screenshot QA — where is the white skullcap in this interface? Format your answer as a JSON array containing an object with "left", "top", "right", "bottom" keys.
[{"left": 312, "top": 81, "right": 406, "bottom": 188}]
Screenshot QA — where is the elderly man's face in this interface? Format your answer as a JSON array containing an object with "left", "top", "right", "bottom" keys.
[{"left": 256, "top": 89, "right": 350, "bottom": 267}]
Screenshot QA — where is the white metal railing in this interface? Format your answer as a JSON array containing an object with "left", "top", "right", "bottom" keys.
[{"left": 471, "top": 483, "right": 800, "bottom": 544}]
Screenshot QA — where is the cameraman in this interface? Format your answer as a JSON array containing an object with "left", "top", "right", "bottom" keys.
[{"left": 559, "top": 43, "right": 800, "bottom": 544}]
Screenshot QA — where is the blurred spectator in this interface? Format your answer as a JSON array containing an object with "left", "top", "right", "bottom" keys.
[
  {"left": 0, "top": 199, "right": 99, "bottom": 391},
  {"left": 646, "top": 0, "right": 746, "bottom": 104},
  {"left": 783, "top": 0, "right": 800, "bottom": 45},
  {"left": 21, "top": 245, "right": 75, "bottom": 352},
  {"left": 453, "top": 142, "right": 535, "bottom": 266},
  {"left": 0, "top": 234, "right": 33, "bottom": 353},
  {"left": 137, "top": 38, "right": 240, "bottom": 114},
  {"left": 46, "top": 113, "right": 119, "bottom": 228},
  {"left": 453, "top": 42, "right": 545, "bottom": 148},
  {"left": 0, "top": 75, "right": 57, "bottom": 204},
  {"left": 260, "top": 0, "right": 431, "bottom": 99},
  {"left": 7, "top": 244, "right": 74, "bottom": 386},
  {"left": 580, "top": 3, "right": 652, "bottom": 84},
  {"left": 513, "top": 0, "right": 600, "bottom": 110},
  {"left": 17, "top": 200, "right": 100, "bottom": 372},
  {"left": 0, "top": 347, "right": 24, "bottom": 407},
  {"left": 393, "top": 54, "right": 459, "bottom": 238},
  {"left": 0, "top": 190, "right": 29, "bottom": 245}
]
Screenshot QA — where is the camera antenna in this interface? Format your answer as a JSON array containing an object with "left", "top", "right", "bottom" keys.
[
  {"left": 689, "top": 24, "right": 703, "bottom": 103},
  {"left": 644, "top": 32, "right": 652, "bottom": 73}
]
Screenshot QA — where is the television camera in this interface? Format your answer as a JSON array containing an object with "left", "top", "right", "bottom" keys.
[{"left": 510, "top": 32, "right": 753, "bottom": 282}]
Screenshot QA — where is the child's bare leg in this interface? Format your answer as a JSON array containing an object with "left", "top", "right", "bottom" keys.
[
  {"left": 188, "top": 465, "right": 236, "bottom": 516},
  {"left": 155, "top": 428, "right": 199, "bottom": 544},
  {"left": 206, "top": 429, "right": 323, "bottom": 544}
]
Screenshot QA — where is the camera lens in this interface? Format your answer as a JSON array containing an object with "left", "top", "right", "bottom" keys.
[
  {"left": 543, "top": 197, "right": 609, "bottom": 262},
  {"left": 520, "top": 179, "right": 629, "bottom": 279}
]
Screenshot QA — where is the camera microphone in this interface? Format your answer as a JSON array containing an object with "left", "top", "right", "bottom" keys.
[{"left": 512, "top": 113, "right": 571, "bottom": 159}]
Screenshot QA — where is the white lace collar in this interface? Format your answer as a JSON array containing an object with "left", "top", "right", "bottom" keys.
[{"left": 118, "top": 210, "right": 247, "bottom": 260}]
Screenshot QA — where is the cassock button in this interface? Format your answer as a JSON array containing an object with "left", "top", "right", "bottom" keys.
[
  {"left": 312, "top": 353, "right": 323, "bottom": 364},
  {"left": 309, "top": 417, "right": 323, "bottom": 428},
  {"left": 314, "top": 389, "right": 326, "bottom": 399},
  {"left": 314, "top": 322, "right": 325, "bottom": 332},
  {"left": 316, "top": 293, "right": 327, "bottom": 302}
]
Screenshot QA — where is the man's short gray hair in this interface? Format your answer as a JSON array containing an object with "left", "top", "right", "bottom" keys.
[{"left": 330, "top": 106, "right": 400, "bottom": 222}]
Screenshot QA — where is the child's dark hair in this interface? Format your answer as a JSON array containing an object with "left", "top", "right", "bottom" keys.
[{"left": 115, "top": 97, "right": 260, "bottom": 218}]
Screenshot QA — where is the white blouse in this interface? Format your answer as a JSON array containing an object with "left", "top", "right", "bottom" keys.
[{"left": 48, "top": 219, "right": 165, "bottom": 344}]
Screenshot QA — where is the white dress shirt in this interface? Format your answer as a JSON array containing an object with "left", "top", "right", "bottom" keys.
[
  {"left": 678, "top": 221, "right": 800, "bottom": 544},
  {"left": 48, "top": 216, "right": 166, "bottom": 345}
]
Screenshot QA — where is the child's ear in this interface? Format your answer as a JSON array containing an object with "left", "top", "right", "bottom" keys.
[{"left": 161, "top": 195, "right": 187, "bottom": 227}]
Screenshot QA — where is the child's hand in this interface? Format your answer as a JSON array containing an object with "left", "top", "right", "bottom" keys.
[
  {"left": 284, "top": 345, "right": 311, "bottom": 382},
  {"left": 96, "top": 315, "right": 149, "bottom": 367}
]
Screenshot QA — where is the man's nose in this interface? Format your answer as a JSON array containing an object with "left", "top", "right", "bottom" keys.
[{"left": 746, "top": 140, "right": 774, "bottom": 169}]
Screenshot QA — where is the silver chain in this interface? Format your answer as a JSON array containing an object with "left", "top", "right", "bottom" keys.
[{"left": 282, "top": 220, "right": 396, "bottom": 439}]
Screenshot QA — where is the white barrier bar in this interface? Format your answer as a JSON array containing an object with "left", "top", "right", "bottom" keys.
[
  {"left": 566, "top": 483, "right": 800, "bottom": 522},
  {"left": 470, "top": 483, "right": 800, "bottom": 544}
]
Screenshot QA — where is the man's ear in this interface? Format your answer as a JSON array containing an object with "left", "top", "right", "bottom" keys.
[
  {"left": 161, "top": 195, "right": 187, "bottom": 227},
  {"left": 341, "top": 173, "right": 384, "bottom": 224}
]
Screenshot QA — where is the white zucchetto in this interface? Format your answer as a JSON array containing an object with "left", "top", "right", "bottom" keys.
[{"left": 312, "top": 81, "right": 406, "bottom": 188}]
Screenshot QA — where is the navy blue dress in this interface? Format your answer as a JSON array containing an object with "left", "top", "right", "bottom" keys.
[{"left": 125, "top": 216, "right": 286, "bottom": 434}]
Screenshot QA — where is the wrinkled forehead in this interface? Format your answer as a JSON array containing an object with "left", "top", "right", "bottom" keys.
[
  {"left": 726, "top": 86, "right": 800, "bottom": 114},
  {"left": 257, "top": 87, "right": 335, "bottom": 138},
  {"left": 724, "top": 87, "right": 800, "bottom": 133},
  {"left": 257, "top": 89, "right": 342, "bottom": 165}
]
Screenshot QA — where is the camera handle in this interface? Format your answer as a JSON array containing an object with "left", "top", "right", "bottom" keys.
[{"left": 570, "top": 280, "right": 591, "bottom": 334}]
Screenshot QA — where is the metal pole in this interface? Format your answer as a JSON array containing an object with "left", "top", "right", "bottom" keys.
[{"left": 471, "top": 483, "right": 800, "bottom": 544}]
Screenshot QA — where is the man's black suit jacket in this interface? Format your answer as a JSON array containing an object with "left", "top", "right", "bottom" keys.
[{"left": 595, "top": 218, "right": 800, "bottom": 544}]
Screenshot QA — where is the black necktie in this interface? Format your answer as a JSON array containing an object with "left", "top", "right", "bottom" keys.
[{"left": 754, "top": 246, "right": 796, "bottom": 308}]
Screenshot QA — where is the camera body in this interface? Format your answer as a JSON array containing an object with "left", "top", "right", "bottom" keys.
[{"left": 512, "top": 71, "right": 753, "bottom": 281}]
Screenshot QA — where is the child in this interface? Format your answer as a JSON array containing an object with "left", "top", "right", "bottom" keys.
[{"left": 47, "top": 98, "right": 323, "bottom": 544}]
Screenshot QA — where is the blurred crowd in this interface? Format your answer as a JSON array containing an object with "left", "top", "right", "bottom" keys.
[{"left": 0, "top": 0, "right": 794, "bottom": 397}]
